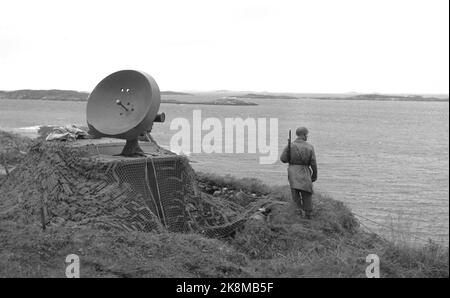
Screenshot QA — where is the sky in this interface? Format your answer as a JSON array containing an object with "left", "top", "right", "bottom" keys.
[{"left": 0, "top": 0, "right": 448, "bottom": 94}]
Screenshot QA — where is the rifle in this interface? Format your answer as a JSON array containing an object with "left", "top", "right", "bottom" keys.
[{"left": 287, "top": 129, "right": 291, "bottom": 164}]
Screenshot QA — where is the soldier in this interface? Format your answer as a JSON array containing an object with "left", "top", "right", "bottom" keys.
[{"left": 280, "top": 127, "right": 318, "bottom": 219}]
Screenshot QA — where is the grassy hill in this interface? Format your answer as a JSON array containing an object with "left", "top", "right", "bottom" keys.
[{"left": 0, "top": 130, "right": 448, "bottom": 278}]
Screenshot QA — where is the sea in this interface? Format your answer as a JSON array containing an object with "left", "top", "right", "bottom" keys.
[{"left": 0, "top": 95, "right": 448, "bottom": 245}]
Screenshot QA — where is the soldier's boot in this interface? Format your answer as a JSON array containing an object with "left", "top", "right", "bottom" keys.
[{"left": 305, "top": 211, "right": 312, "bottom": 220}]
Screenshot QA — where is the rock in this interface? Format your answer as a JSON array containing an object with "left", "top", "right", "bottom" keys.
[
  {"left": 185, "top": 203, "right": 196, "bottom": 211},
  {"left": 235, "top": 191, "right": 247, "bottom": 201},
  {"left": 249, "top": 212, "right": 266, "bottom": 222},
  {"left": 258, "top": 207, "right": 268, "bottom": 215},
  {"left": 50, "top": 216, "right": 65, "bottom": 227}
]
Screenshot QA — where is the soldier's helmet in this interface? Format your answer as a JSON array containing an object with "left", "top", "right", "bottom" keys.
[{"left": 296, "top": 127, "right": 309, "bottom": 137}]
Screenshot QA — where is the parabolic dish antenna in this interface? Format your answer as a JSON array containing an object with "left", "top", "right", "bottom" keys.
[{"left": 86, "top": 70, "right": 165, "bottom": 156}]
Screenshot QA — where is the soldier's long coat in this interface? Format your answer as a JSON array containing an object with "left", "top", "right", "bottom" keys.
[{"left": 280, "top": 137, "right": 318, "bottom": 193}]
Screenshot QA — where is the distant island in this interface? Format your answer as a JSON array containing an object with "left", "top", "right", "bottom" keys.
[
  {"left": 160, "top": 91, "right": 193, "bottom": 96},
  {"left": 0, "top": 89, "right": 193, "bottom": 101},
  {"left": 0, "top": 89, "right": 256, "bottom": 106},
  {"left": 1, "top": 90, "right": 447, "bottom": 103},
  {"left": 314, "top": 93, "right": 449, "bottom": 102},
  {"left": 0, "top": 89, "right": 89, "bottom": 101},
  {"left": 162, "top": 97, "right": 257, "bottom": 106},
  {"left": 233, "top": 93, "right": 299, "bottom": 100}
]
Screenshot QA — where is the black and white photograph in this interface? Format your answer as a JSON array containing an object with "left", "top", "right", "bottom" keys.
[{"left": 0, "top": 0, "right": 448, "bottom": 284}]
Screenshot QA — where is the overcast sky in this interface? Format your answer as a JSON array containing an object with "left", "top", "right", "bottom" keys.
[{"left": 1, "top": 0, "right": 448, "bottom": 94}]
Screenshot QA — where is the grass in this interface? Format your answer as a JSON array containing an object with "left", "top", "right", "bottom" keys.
[
  {"left": 1, "top": 177, "right": 446, "bottom": 277},
  {"left": 0, "top": 221, "right": 251, "bottom": 278},
  {"left": 196, "top": 171, "right": 272, "bottom": 195},
  {"left": 196, "top": 172, "right": 448, "bottom": 278},
  {"left": 0, "top": 131, "right": 448, "bottom": 278},
  {"left": 0, "top": 131, "right": 33, "bottom": 177}
]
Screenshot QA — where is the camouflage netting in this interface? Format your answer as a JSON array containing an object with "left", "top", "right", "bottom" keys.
[{"left": 0, "top": 141, "right": 270, "bottom": 238}]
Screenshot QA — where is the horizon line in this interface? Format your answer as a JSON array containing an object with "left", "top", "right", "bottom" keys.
[{"left": 0, "top": 88, "right": 448, "bottom": 97}]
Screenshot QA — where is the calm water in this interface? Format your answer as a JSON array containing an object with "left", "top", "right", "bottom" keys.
[{"left": 1, "top": 97, "right": 448, "bottom": 244}]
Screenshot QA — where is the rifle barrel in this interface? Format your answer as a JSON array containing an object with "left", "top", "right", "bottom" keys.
[{"left": 287, "top": 130, "right": 291, "bottom": 163}]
